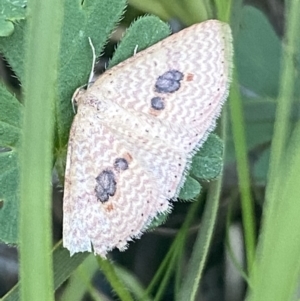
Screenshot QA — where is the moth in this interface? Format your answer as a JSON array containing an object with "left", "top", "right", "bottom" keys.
[{"left": 63, "top": 20, "right": 233, "bottom": 257}]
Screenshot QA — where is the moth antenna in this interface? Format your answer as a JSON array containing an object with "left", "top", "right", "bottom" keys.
[
  {"left": 88, "top": 37, "right": 96, "bottom": 87},
  {"left": 71, "top": 88, "right": 80, "bottom": 114},
  {"left": 71, "top": 97, "right": 76, "bottom": 114},
  {"left": 134, "top": 45, "right": 139, "bottom": 55},
  {"left": 71, "top": 86, "right": 85, "bottom": 114}
]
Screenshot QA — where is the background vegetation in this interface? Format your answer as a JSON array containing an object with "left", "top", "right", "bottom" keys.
[{"left": 0, "top": 0, "right": 299, "bottom": 300}]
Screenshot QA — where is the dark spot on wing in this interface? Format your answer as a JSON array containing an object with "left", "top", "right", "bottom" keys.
[
  {"left": 114, "top": 158, "right": 129, "bottom": 171},
  {"left": 155, "top": 70, "right": 184, "bottom": 93},
  {"left": 151, "top": 97, "right": 165, "bottom": 110},
  {"left": 95, "top": 169, "right": 116, "bottom": 203}
]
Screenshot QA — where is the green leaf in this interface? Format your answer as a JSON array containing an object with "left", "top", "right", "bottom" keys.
[
  {"left": 0, "top": 20, "right": 26, "bottom": 80},
  {"left": 179, "top": 176, "right": 201, "bottom": 200},
  {"left": 0, "top": 0, "right": 27, "bottom": 37},
  {"left": 0, "top": 18, "right": 14, "bottom": 37},
  {"left": 109, "top": 15, "right": 171, "bottom": 68},
  {"left": 178, "top": 134, "right": 224, "bottom": 201},
  {"left": 235, "top": 6, "right": 282, "bottom": 98},
  {"left": 128, "top": 0, "right": 211, "bottom": 26},
  {"left": 226, "top": 97, "right": 275, "bottom": 163},
  {"left": 191, "top": 134, "right": 223, "bottom": 180},
  {"left": 147, "top": 211, "right": 169, "bottom": 230},
  {"left": 225, "top": 96, "right": 300, "bottom": 163},
  {"left": 0, "top": 83, "right": 23, "bottom": 243},
  {"left": 253, "top": 148, "right": 270, "bottom": 185}
]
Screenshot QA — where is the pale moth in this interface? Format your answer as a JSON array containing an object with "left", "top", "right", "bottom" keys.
[{"left": 63, "top": 20, "right": 233, "bottom": 257}]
